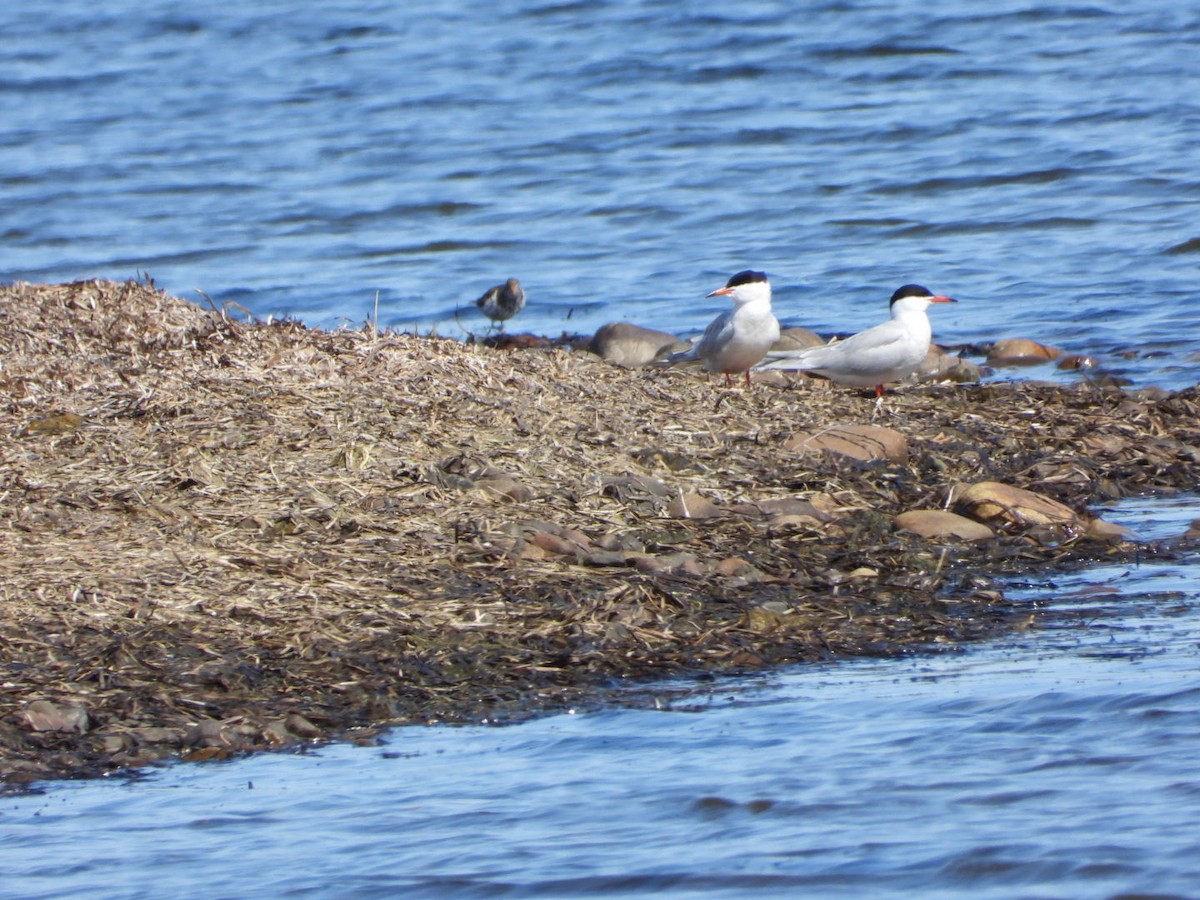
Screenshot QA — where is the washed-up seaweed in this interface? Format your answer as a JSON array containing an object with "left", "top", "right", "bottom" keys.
[{"left": 2, "top": 279, "right": 1198, "bottom": 784}]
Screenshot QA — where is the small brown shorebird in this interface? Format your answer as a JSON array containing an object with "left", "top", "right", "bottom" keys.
[{"left": 475, "top": 277, "right": 525, "bottom": 330}]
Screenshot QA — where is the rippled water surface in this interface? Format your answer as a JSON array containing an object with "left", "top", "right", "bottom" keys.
[
  {"left": 4, "top": 4, "right": 1200, "bottom": 897},
  {"left": 3, "top": 1, "right": 1199, "bottom": 387},
  {"left": 2, "top": 496, "right": 1200, "bottom": 898}
]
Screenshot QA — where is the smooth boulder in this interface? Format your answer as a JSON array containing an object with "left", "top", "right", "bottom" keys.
[
  {"left": 916, "top": 346, "right": 983, "bottom": 384},
  {"left": 784, "top": 424, "right": 908, "bottom": 463},
  {"left": 986, "top": 338, "right": 1063, "bottom": 367},
  {"left": 895, "top": 509, "right": 995, "bottom": 541},
  {"left": 590, "top": 322, "right": 688, "bottom": 367},
  {"left": 953, "top": 481, "right": 1081, "bottom": 532}
]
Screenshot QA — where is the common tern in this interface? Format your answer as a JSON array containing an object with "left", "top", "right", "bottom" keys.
[
  {"left": 475, "top": 277, "right": 525, "bottom": 329},
  {"left": 758, "top": 284, "right": 956, "bottom": 396},
  {"left": 663, "top": 270, "right": 780, "bottom": 387}
]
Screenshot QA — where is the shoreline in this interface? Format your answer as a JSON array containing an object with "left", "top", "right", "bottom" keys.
[{"left": 3, "top": 278, "right": 1198, "bottom": 786}]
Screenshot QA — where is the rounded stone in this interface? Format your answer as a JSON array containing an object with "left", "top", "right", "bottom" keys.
[
  {"left": 986, "top": 338, "right": 1063, "bottom": 366},
  {"left": 895, "top": 509, "right": 995, "bottom": 541},
  {"left": 784, "top": 424, "right": 908, "bottom": 463},
  {"left": 589, "top": 322, "right": 688, "bottom": 367},
  {"left": 954, "top": 481, "right": 1081, "bottom": 531}
]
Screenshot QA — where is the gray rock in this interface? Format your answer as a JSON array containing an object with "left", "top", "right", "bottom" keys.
[
  {"left": 916, "top": 346, "right": 983, "bottom": 383},
  {"left": 773, "top": 326, "right": 825, "bottom": 352},
  {"left": 589, "top": 322, "right": 688, "bottom": 367}
]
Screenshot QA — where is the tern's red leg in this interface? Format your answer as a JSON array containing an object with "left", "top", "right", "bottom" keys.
[
  {"left": 874, "top": 384, "right": 885, "bottom": 398},
  {"left": 743, "top": 371, "right": 752, "bottom": 388}
]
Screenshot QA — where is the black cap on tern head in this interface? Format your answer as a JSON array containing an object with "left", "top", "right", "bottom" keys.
[
  {"left": 890, "top": 284, "right": 933, "bottom": 305},
  {"left": 725, "top": 270, "right": 769, "bottom": 288}
]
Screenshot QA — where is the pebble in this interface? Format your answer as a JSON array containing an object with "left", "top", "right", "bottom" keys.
[
  {"left": 519, "top": 521, "right": 592, "bottom": 550},
  {"left": 474, "top": 474, "right": 534, "bottom": 502},
  {"left": 129, "top": 725, "right": 181, "bottom": 745},
  {"left": 487, "top": 333, "right": 551, "bottom": 350},
  {"left": 527, "top": 530, "right": 585, "bottom": 558},
  {"left": 24, "top": 700, "right": 90, "bottom": 734},
  {"left": 728, "top": 497, "right": 831, "bottom": 522},
  {"left": 596, "top": 532, "right": 646, "bottom": 553},
  {"left": 600, "top": 474, "right": 671, "bottom": 500},
  {"left": 518, "top": 543, "right": 550, "bottom": 561},
  {"left": 583, "top": 550, "right": 630, "bottom": 567},
  {"left": 714, "top": 557, "right": 755, "bottom": 577},
  {"left": 667, "top": 491, "right": 722, "bottom": 519},
  {"left": 1084, "top": 518, "right": 1133, "bottom": 544},
  {"left": 766, "top": 512, "right": 827, "bottom": 530},
  {"left": 659, "top": 551, "right": 704, "bottom": 575},
  {"left": 742, "top": 607, "right": 787, "bottom": 634},
  {"left": 750, "top": 368, "right": 790, "bottom": 386},
  {"left": 629, "top": 554, "right": 668, "bottom": 574},
  {"left": 23, "top": 411, "right": 85, "bottom": 435},
  {"left": 263, "top": 719, "right": 298, "bottom": 745}
]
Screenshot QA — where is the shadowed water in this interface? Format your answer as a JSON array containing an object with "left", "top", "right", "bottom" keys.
[
  {"left": 2, "top": 495, "right": 1199, "bottom": 898},
  {"left": 2, "top": 2, "right": 1199, "bottom": 388}
]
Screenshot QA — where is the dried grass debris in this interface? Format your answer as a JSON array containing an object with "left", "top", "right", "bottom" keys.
[{"left": 3, "top": 279, "right": 1200, "bottom": 784}]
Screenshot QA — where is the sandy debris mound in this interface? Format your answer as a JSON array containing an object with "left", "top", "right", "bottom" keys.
[{"left": 2, "top": 279, "right": 1199, "bottom": 784}]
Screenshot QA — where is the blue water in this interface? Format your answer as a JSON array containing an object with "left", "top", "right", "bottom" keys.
[
  {"left": 3, "top": 2, "right": 1199, "bottom": 388},
  {"left": 2, "top": 495, "right": 1199, "bottom": 898},
  {"left": 5, "top": 3, "right": 1200, "bottom": 896}
]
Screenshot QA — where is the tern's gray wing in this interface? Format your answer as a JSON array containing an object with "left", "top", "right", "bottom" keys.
[
  {"left": 760, "top": 318, "right": 906, "bottom": 372},
  {"left": 664, "top": 308, "right": 735, "bottom": 364},
  {"left": 691, "top": 308, "right": 737, "bottom": 359}
]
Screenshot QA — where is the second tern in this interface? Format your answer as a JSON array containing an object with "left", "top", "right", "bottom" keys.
[{"left": 758, "top": 283, "right": 956, "bottom": 396}]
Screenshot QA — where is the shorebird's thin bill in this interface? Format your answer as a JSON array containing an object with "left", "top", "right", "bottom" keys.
[
  {"left": 707, "top": 286, "right": 734, "bottom": 297},
  {"left": 930, "top": 295, "right": 958, "bottom": 303}
]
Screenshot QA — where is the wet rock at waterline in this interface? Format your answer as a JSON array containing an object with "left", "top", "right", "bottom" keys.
[
  {"left": 1057, "top": 354, "right": 1097, "bottom": 371},
  {"left": 987, "top": 338, "right": 1064, "bottom": 367},
  {"left": 1084, "top": 518, "right": 1134, "bottom": 544},
  {"left": 949, "top": 481, "right": 1129, "bottom": 543},
  {"left": 916, "top": 346, "right": 984, "bottom": 383},
  {"left": 952, "top": 481, "right": 1082, "bottom": 534}
]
